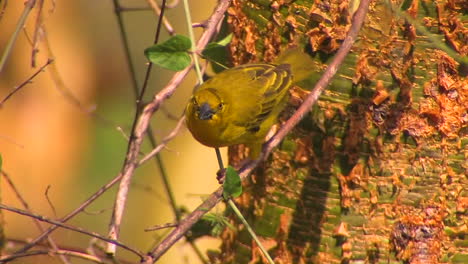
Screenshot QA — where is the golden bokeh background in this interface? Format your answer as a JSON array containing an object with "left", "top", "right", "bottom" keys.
[{"left": 0, "top": 0, "right": 224, "bottom": 263}]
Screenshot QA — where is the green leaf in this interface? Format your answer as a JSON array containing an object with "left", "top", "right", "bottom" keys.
[
  {"left": 201, "top": 34, "right": 232, "bottom": 73},
  {"left": 223, "top": 166, "right": 242, "bottom": 199},
  {"left": 400, "top": 0, "right": 413, "bottom": 11},
  {"left": 215, "top": 33, "right": 233, "bottom": 46},
  {"left": 144, "top": 34, "right": 192, "bottom": 71}
]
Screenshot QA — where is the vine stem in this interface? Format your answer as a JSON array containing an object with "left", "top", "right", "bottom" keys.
[
  {"left": 227, "top": 199, "right": 275, "bottom": 264},
  {"left": 182, "top": 0, "right": 203, "bottom": 83}
]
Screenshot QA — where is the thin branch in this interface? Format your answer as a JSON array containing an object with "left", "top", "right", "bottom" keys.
[
  {"left": 0, "top": 58, "right": 53, "bottom": 108},
  {"left": 12, "top": 172, "right": 125, "bottom": 255},
  {"left": 145, "top": 188, "right": 225, "bottom": 263},
  {"left": 1, "top": 171, "right": 72, "bottom": 264},
  {"left": 3, "top": 238, "right": 136, "bottom": 264},
  {"left": 0, "top": 249, "right": 103, "bottom": 263},
  {"left": 144, "top": 0, "right": 371, "bottom": 261},
  {"left": 145, "top": 0, "right": 175, "bottom": 35},
  {"left": 145, "top": 222, "right": 178, "bottom": 232},
  {"left": 0, "top": 203, "right": 145, "bottom": 259},
  {"left": 0, "top": 0, "right": 36, "bottom": 73},
  {"left": 138, "top": 116, "right": 186, "bottom": 166},
  {"left": 44, "top": 185, "right": 57, "bottom": 217},
  {"left": 31, "top": 0, "right": 45, "bottom": 67},
  {"left": 0, "top": 0, "right": 8, "bottom": 22}
]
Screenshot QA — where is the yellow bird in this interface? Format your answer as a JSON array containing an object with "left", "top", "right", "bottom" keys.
[{"left": 185, "top": 48, "right": 313, "bottom": 158}]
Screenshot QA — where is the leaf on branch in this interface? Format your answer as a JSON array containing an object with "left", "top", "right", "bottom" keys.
[
  {"left": 223, "top": 166, "right": 242, "bottom": 199},
  {"left": 144, "top": 34, "right": 192, "bottom": 71},
  {"left": 202, "top": 33, "right": 232, "bottom": 72}
]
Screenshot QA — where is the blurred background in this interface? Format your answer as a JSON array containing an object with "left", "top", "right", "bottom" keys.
[{"left": 0, "top": 0, "right": 224, "bottom": 263}]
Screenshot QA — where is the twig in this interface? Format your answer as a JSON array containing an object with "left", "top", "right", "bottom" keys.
[
  {"left": 138, "top": 116, "right": 185, "bottom": 165},
  {"left": 0, "top": 0, "right": 36, "bottom": 73},
  {"left": 1, "top": 171, "right": 72, "bottom": 264},
  {"left": 44, "top": 185, "right": 57, "bottom": 217},
  {"left": 31, "top": 0, "right": 45, "bottom": 67},
  {"left": 145, "top": 222, "right": 178, "bottom": 232},
  {"left": 0, "top": 58, "right": 53, "bottom": 108},
  {"left": 3, "top": 238, "right": 137, "bottom": 264},
  {"left": 166, "top": 0, "right": 180, "bottom": 9},
  {"left": 145, "top": 0, "right": 175, "bottom": 35},
  {"left": 146, "top": 162, "right": 258, "bottom": 262},
  {"left": 0, "top": 0, "right": 8, "bottom": 22},
  {"left": 145, "top": 0, "right": 371, "bottom": 261},
  {"left": 11, "top": 172, "right": 125, "bottom": 255},
  {"left": 0, "top": 203, "right": 145, "bottom": 259},
  {"left": 227, "top": 199, "right": 274, "bottom": 264},
  {"left": 0, "top": 249, "right": 102, "bottom": 263},
  {"left": 182, "top": 0, "right": 203, "bottom": 82}
]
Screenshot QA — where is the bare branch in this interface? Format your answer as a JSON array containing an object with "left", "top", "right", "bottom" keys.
[
  {"left": 138, "top": 116, "right": 186, "bottom": 166},
  {"left": 0, "top": 0, "right": 36, "bottom": 73},
  {"left": 3, "top": 238, "right": 136, "bottom": 264},
  {"left": 0, "top": 249, "right": 103, "bottom": 263},
  {"left": 11, "top": 173, "right": 125, "bottom": 255},
  {"left": 145, "top": 222, "right": 178, "bottom": 232},
  {"left": 31, "top": 0, "right": 45, "bottom": 67},
  {"left": 145, "top": 0, "right": 175, "bottom": 35},
  {"left": 1, "top": 171, "right": 72, "bottom": 264},
  {"left": 0, "top": 203, "right": 144, "bottom": 260},
  {"left": 0, "top": 58, "right": 53, "bottom": 108}
]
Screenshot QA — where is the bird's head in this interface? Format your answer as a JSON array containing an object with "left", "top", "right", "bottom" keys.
[{"left": 189, "top": 88, "right": 225, "bottom": 121}]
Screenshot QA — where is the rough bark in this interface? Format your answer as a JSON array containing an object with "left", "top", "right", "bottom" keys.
[{"left": 212, "top": 0, "right": 467, "bottom": 263}]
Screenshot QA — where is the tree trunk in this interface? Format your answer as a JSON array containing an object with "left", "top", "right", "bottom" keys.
[{"left": 213, "top": 0, "right": 467, "bottom": 263}]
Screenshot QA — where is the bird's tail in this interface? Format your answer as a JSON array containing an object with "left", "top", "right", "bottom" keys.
[{"left": 274, "top": 47, "right": 316, "bottom": 83}]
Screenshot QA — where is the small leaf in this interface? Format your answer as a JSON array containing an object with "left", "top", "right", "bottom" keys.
[
  {"left": 215, "top": 33, "right": 232, "bottom": 46},
  {"left": 144, "top": 35, "right": 192, "bottom": 71},
  {"left": 201, "top": 34, "right": 232, "bottom": 73},
  {"left": 223, "top": 166, "right": 242, "bottom": 199},
  {"left": 400, "top": 0, "right": 413, "bottom": 10}
]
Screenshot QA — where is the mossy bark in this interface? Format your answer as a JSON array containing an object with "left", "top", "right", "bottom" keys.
[{"left": 212, "top": 0, "right": 467, "bottom": 263}]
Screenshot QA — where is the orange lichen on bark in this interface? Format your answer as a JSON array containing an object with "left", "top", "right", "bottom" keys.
[
  {"left": 437, "top": 1, "right": 468, "bottom": 55},
  {"left": 337, "top": 163, "right": 366, "bottom": 209},
  {"left": 353, "top": 54, "right": 378, "bottom": 85},
  {"left": 391, "top": 205, "right": 446, "bottom": 264},
  {"left": 421, "top": 51, "right": 467, "bottom": 138},
  {"left": 306, "top": 0, "right": 350, "bottom": 53},
  {"left": 227, "top": 0, "right": 259, "bottom": 64}
]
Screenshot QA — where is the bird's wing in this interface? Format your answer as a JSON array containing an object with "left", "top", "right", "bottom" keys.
[{"left": 213, "top": 64, "right": 292, "bottom": 133}]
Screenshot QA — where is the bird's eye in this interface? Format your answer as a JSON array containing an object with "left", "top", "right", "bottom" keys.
[{"left": 218, "top": 102, "right": 224, "bottom": 110}]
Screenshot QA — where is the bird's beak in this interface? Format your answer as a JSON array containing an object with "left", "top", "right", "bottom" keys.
[{"left": 198, "top": 103, "right": 214, "bottom": 120}]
